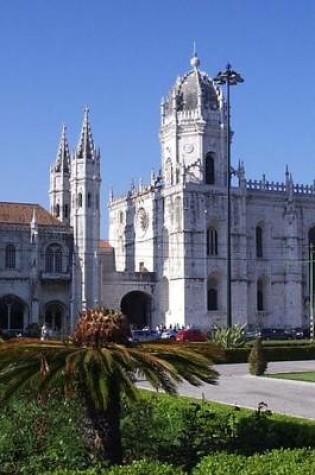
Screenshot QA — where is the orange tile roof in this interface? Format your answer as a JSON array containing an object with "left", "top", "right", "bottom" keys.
[
  {"left": 99, "top": 240, "right": 112, "bottom": 249},
  {"left": 0, "top": 203, "right": 66, "bottom": 227}
]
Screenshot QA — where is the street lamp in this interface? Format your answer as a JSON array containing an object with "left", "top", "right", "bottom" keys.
[{"left": 213, "top": 64, "right": 244, "bottom": 328}]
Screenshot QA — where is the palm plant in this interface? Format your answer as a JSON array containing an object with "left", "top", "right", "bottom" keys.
[{"left": 0, "top": 308, "right": 220, "bottom": 465}]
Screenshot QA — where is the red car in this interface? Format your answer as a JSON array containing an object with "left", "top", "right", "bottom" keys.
[{"left": 175, "top": 328, "right": 207, "bottom": 342}]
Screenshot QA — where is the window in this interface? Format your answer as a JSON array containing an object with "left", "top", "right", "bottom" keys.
[
  {"left": 205, "top": 153, "right": 215, "bottom": 185},
  {"left": 5, "top": 244, "right": 16, "bottom": 269},
  {"left": 45, "top": 244, "right": 63, "bottom": 273},
  {"left": 163, "top": 277, "right": 169, "bottom": 312},
  {"left": 256, "top": 226, "right": 263, "bottom": 258},
  {"left": 207, "top": 227, "right": 218, "bottom": 256},
  {"left": 78, "top": 193, "right": 83, "bottom": 208},
  {"left": 163, "top": 228, "right": 169, "bottom": 260},
  {"left": 309, "top": 227, "right": 315, "bottom": 295},
  {"left": 64, "top": 204, "right": 69, "bottom": 218},
  {"left": 257, "top": 279, "right": 264, "bottom": 311},
  {"left": 55, "top": 204, "right": 60, "bottom": 217},
  {"left": 87, "top": 192, "right": 92, "bottom": 208},
  {"left": 207, "top": 288, "right": 218, "bottom": 311}
]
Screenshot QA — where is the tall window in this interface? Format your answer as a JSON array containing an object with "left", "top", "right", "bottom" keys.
[
  {"left": 5, "top": 244, "right": 16, "bottom": 269},
  {"left": 64, "top": 204, "right": 69, "bottom": 218},
  {"left": 163, "top": 228, "right": 169, "bottom": 260},
  {"left": 256, "top": 226, "right": 263, "bottom": 258},
  {"left": 309, "top": 227, "right": 315, "bottom": 296},
  {"left": 55, "top": 204, "right": 60, "bottom": 217},
  {"left": 207, "top": 288, "right": 218, "bottom": 311},
  {"left": 45, "top": 244, "right": 63, "bottom": 273},
  {"left": 207, "top": 227, "right": 218, "bottom": 256},
  {"left": 78, "top": 193, "right": 83, "bottom": 208},
  {"left": 163, "top": 277, "right": 169, "bottom": 312},
  {"left": 207, "top": 276, "right": 218, "bottom": 311},
  {"left": 87, "top": 192, "right": 92, "bottom": 208},
  {"left": 257, "top": 279, "right": 264, "bottom": 311},
  {"left": 205, "top": 153, "right": 215, "bottom": 185}
]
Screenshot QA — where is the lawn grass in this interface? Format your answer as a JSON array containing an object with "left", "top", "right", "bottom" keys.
[{"left": 268, "top": 371, "right": 315, "bottom": 383}]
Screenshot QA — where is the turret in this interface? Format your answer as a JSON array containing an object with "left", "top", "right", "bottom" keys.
[
  {"left": 49, "top": 125, "right": 71, "bottom": 224},
  {"left": 70, "top": 108, "right": 101, "bottom": 311}
]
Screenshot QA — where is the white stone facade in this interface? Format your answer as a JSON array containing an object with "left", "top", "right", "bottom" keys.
[
  {"left": 106, "top": 54, "right": 314, "bottom": 332},
  {"left": 0, "top": 110, "right": 102, "bottom": 333}
]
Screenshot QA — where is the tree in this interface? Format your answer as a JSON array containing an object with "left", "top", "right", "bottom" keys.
[{"left": 0, "top": 308, "right": 219, "bottom": 465}]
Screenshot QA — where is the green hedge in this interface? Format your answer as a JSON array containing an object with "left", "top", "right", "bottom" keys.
[
  {"left": 192, "top": 449, "right": 315, "bottom": 474},
  {"left": 44, "top": 460, "right": 184, "bottom": 475},
  {"left": 224, "top": 344, "right": 315, "bottom": 363}
]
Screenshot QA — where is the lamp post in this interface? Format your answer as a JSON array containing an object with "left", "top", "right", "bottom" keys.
[{"left": 213, "top": 64, "right": 244, "bottom": 328}]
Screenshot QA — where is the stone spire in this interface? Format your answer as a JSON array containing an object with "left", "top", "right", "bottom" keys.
[
  {"left": 76, "top": 107, "right": 95, "bottom": 160},
  {"left": 55, "top": 125, "right": 70, "bottom": 172}
]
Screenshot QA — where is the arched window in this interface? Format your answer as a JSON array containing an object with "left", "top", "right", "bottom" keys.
[
  {"left": 163, "top": 277, "right": 169, "bottom": 312},
  {"left": 5, "top": 244, "right": 16, "bottom": 269},
  {"left": 78, "top": 193, "right": 83, "bottom": 208},
  {"left": 163, "top": 228, "right": 169, "bottom": 260},
  {"left": 257, "top": 279, "right": 264, "bottom": 311},
  {"left": 207, "top": 288, "right": 218, "bottom": 311},
  {"left": 256, "top": 226, "right": 263, "bottom": 258},
  {"left": 207, "top": 227, "right": 218, "bottom": 256},
  {"left": 207, "top": 275, "right": 219, "bottom": 311},
  {"left": 55, "top": 247, "right": 62, "bottom": 272},
  {"left": 87, "top": 192, "right": 92, "bottom": 208},
  {"left": 55, "top": 204, "right": 60, "bottom": 217},
  {"left": 205, "top": 153, "right": 215, "bottom": 185},
  {"left": 45, "top": 244, "right": 63, "bottom": 273},
  {"left": 64, "top": 204, "right": 69, "bottom": 218}
]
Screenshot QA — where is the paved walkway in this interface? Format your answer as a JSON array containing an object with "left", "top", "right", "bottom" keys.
[
  {"left": 181, "top": 360, "right": 315, "bottom": 420},
  {"left": 139, "top": 360, "right": 315, "bottom": 420}
]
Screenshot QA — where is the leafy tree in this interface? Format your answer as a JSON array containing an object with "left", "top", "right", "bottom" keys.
[{"left": 0, "top": 308, "right": 219, "bottom": 465}]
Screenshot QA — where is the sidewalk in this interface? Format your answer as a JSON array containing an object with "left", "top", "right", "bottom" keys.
[{"left": 191, "top": 360, "right": 315, "bottom": 420}]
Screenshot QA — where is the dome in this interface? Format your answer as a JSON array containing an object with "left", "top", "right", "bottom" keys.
[{"left": 163, "top": 55, "right": 219, "bottom": 115}]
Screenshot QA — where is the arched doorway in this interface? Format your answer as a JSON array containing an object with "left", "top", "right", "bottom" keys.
[
  {"left": 44, "top": 302, "right": 65, "bottom": 333},
  {"left": 0, "top": 295, "right": 26, "bottom": 330},
  {"left": 120, "top": 291, "right": 152, "bottom": 329}
]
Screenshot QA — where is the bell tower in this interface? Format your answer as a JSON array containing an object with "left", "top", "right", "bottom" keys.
[
  {"left": 70, "top": 108, "right": 101, "bottom": 310},
  {"left": 160, "top": 53, "right": 227, "bottom": 188}
]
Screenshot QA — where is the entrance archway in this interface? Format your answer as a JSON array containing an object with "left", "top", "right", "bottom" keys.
[
  {"left": 120, "top": 291, "right": 152, "bottom": 329},
  {"left": 44, "top": 302, "right": 65, "bottom": 333},
  {"left": 0, "top": 295, "right": 26, "bottom": 330}
]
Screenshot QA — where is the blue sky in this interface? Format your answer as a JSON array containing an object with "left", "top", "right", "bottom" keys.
[{"left": 1, "top": 0, "right": 315, "bottom": 237}]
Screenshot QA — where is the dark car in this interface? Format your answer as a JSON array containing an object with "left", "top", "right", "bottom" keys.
[
  {"left": 259, "top": 328, "right": 293, "bottom": 340},
  {"left": 175, "top": 328, "right": 207, "bottom": 342},
  {"left": 131, "top": 329, "right": 160, "bottom": 342},
  {"left": 1, "top": 329, "right": 22, "bottom": 339}
]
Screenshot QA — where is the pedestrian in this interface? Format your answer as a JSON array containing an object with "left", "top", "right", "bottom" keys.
[{"left": 41, "top": 323, "right": 48, "bottom": 341}]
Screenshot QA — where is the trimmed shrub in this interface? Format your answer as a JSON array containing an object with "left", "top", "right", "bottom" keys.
[
  {"left": 248, "top": 338, "right": 267, "bottom": 375},
  {"left": 192, "top": 449, "right": 315, "bottom": 475}
]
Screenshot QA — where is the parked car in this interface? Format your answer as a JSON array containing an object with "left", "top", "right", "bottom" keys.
[
  {"left": 1, "top": 329, "right": 22, "bottom": 339},
  {"left": 131, "top": 329, "right": 160, "bottom": 342},
  {"left": 160, "top": 328, "right": 178, "bottom": 341},
  {"left": 290, "top": 327, "right": 304, "bottom": 339},
  {"left": 259, "top": 328, "right": 293, "bottom": 340},
  {"left": 175, "top": 328, "right": 207, "bottom": 342}
]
